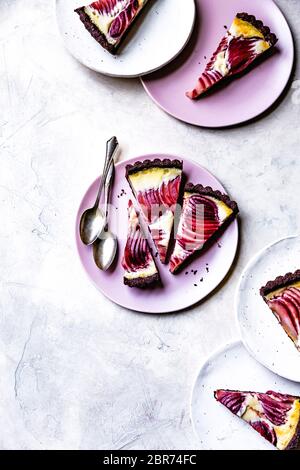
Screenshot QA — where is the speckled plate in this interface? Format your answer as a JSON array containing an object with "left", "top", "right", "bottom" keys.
[
  {"left": 75, "top": 154, "right": 239, "bottom": 313},
  {"left": 56, "top": 0, "right": 196, "bottom": 78},
  {"left": 235, "top": 235, "right": 300, "bottom": 383},
  {"left": 191, "top": 341, "right": 300, "bottom": 450},
  {"left": 141, "top": 0, "right": 294, "bottom": 127}
]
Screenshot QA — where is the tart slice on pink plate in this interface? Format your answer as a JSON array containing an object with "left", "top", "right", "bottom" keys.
[
  {"left": 75, "top": 0, "right": 149, "bottom": 54},
  {"left": 215, "top": 389, "right": 300, "bottom": 450},
  {"left": 169, "top": 184, "right": 238, "bottom": 274},
  {"left": 186, "top": 12, "right": 278, "bottom": 99},
  {"left": 126, "top": 158, "right": 183, "bottom": 264},
  {"left": 122, "top": 200, "right": 160, "bottom": 288},
  {"left": 260, "top": 270, "right": 300, "bottom": 352}
]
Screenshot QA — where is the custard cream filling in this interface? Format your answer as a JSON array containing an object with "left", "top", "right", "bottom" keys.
[
  {"left": 84, "top": 0, "right": 145, "bottom": 45},
  {"left": 230, "top": 18, "right": 270, "bottom": 52},
  {"left": 85, "top": 6, "right": 116, "bottom": 42},
  {"left": 230, "top": 17, "right": 265, "bottom": 39},
  {"left": 128, "top": 167, "right": 182, "bottom": 193},
  {"left": 85, "top": 0, "right": 130, "bottom": 44},
  {"left": 213, "top": 51, "right": 229, "bottom": 76},
  {"left": 265, "top": 282, "right": 300, "bottom": 301},
  {"left": 240, "top": 394, "right": 300, "bottom": 450},
  {"left": 212, "top": 16, "right": 270, "bottom": 75},
  {"left": 149, "top": 210, "right": 174, "bottom": 248},
  {"left": 254, "top": 39, "right": 271, "bottom": 54},
  {"left": 275, "top": 400, "right": 300, "bottom": 450},
  {"left": 124, "top": 260, "right": 157, "bottom": 279}
]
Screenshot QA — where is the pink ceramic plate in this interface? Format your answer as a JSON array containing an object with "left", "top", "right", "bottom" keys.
[
  {"left": 76, "top": 155, "right": 239, "bottom": 313},
  {"left": 141, "top": 0, "right": 294, "bottom": 127}
]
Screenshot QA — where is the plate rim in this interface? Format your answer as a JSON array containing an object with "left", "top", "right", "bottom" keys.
[
  {"left": 141, "top": 0, "right": 295, "bottom": 127},
  {"left": 235, "top": 234, "right": 300, "bottom": 382},
  {"left": 75, "top": 153, "right": 239, "bottom": 314},
  {"left": 190, "top": 339, "right": 242, "bottom": 444},
  {"left": 55, "top": 0, "right": 196, "bottom": 78}
]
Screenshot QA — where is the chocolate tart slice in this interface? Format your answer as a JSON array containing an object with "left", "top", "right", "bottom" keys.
[
  {"left": 260, "top": 270, "right": 300, "bottom": 352},
  {"left": 186, "top": 12, "right": 278, "bottom": 99},
  {"left": 169, "top": 184, "right": 238, "bottom": 274},
  {"left": 215, "top": 389, "right": 300, "bottom": 450},
  {"left": 126, "top": 158, "right": 183, "bottom": 264},
  {"left": 75, "top": 0, "right": 149, "bottom": 54},
  {"left": 122, "top": 200, "right": 160, "bottom": 288}
]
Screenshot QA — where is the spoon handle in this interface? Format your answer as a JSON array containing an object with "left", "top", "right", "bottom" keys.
[
  {"left": 94, "top": 136, "right": 118, "bottom": 208},
  {"left": 103, "top": 160, "right": 115, "bottom": 226}
]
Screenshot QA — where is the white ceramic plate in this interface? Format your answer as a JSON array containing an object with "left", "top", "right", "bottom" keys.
[
  {"left": 191, "top": 341, "right": 300, "bottom": 450},
  {"left": 56, "top": 0, "right": 196, "bottom": 78},
  {"left": 235, "top": 235, "right": 300, "bottom": 383}
]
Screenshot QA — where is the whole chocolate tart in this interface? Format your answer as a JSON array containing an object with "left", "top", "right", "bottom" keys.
[
  {"left": 122, "top": 200, "right": 160, "bottom": 288},
  {"left": 126, "top": 158, "right": 183, "bottom": 264},
  {"left": 215, "top": 389, "right": 300, "bottom": 450},
  {"left": 186, "top": 12, "right": 278, "bottom": 99},
  {"left": 169, "top": 184, "right": 239, "bottom": 274},
  {"left": 75, "top": 0, "right": 149, "bottom": 54},
  {"left": 260, "top": 270, "right": 300, "bottom": 352}
]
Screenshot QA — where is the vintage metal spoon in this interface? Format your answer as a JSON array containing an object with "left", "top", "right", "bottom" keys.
[
  {"left": 93, "top": 159, "right": 118, "bottom": 271},
  {"left": 79, "top": 137, "right": 119, "bottom": 246}
]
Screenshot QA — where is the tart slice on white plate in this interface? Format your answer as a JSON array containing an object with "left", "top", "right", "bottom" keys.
[
  {"left": 215, "top": 389, "right": 300, "bottom": 450},
  {"left": 260, "top": 270, "right": 300, "bottom": 352},
  {"left": 75, "top": 0, "right": 150, "bottom": 54}
]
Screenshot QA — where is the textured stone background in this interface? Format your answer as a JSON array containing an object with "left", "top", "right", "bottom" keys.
[{"left": 0, "top": 0, "right": 299, "bottom": 449}]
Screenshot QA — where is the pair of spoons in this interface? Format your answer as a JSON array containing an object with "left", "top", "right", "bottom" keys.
[{"left": 79, "top": 137, "right": 119, "bottom": 271}]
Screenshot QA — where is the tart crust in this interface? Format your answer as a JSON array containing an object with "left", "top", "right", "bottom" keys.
[
  {"left": 124, "top": 272, "right": 160, "bottom": 288},
  {"left": 236, "top": 12, "right": 278, "bottom": 46},
  {"left": 184, "top": 183, "right": 239, "bottom": 214},
  {"left": 126, "top": 158, "right": 183, "bottom": 177},
  {"left": 75, "top": 7, "right": 116, "bottom": 54},
  {"left": 260, "top": 270, "right": 300, "bottom": 298},
  {"left": 286, "top": 418, "right": 300, "bottom": 450}
]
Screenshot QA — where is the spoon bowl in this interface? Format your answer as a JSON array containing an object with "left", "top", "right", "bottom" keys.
[
  {"left": 93, "top": 230, "right": 118, "bottom": 271},
  {"left": 79, "top": 207, "right": 105, "bottom": 246}
]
